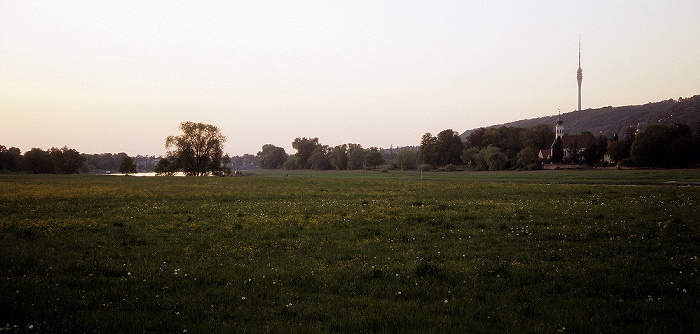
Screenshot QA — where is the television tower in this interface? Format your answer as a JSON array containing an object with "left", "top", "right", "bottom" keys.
[{"left": 577, "top": 35, "right": 582, "bottom": 112}]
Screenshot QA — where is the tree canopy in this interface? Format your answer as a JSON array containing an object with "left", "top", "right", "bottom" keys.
[
  {"left": 118, "top": 156, "right": 138, "bottom": 174},
  {"left": 257, "top": 144, "right": 288, "bottom": 169},
  {"left": 292, "top": 137, "right": 320, "bottom": 169},
  {"left": 165, "top": 122, "right": 226, "bottom": 176},
  {"left": 419, "top": 129, "right": 463, "bottom": 168}
]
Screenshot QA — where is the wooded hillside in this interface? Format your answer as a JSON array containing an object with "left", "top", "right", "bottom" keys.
[{"left": 460, "top": 94, "right": 700, "bottom": 140}]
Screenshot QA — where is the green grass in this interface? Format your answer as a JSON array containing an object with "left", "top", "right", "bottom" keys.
[
  {"left": 1, "top": 172, "right": 699, "bottom": 333},
  {"left": 254, "top": 168, "right": 700, "bottom": 184}
]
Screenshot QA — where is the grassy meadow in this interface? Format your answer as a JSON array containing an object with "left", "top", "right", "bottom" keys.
[{"left": 1, "top": 171, "right": 699, "bottom": 333}]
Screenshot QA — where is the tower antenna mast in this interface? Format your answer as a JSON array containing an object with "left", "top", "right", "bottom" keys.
[{"left": 577, "top": 35, "right": 582, "bottom": 112}]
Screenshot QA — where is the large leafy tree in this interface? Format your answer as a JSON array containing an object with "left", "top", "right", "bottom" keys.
[
  {"left": 524, "top": 124, "right": 555, "bottom": 150},
  {"left": 118, "top": 156, "right": 138, "bottom": 175},
  {"left": 154, "top": 157, "right": 176, "bottom": 176},
  {"left": 484, "top": 145, "right": 507, "bottom": 171},
  {"left": 630, "top": 124, "right": 674, "bottom": 167},
  {"left": 435, "top": 129, "right": 464, "bottom": 166},
  {"left": 516, "top": 147, "right": 541, "bottom": 170},
  {"left": 309, "top": 146, "right": 332, "bottom": 170},
  {"left": 551, "top": 137, "right": 564, "bottom": 164},
  {"left": 49, "top": 146, "right": 85, "bottom": 174},
  {"left": 466, "top": 127, "right": 487, "bottom": 149},
  {"left": 23, "top": 148, "right": 57, "bottom": 174},
  {"left": 257, "top": 144, "right": 288, "bottom": 169},
  {"left": 328, "top": 144, "right": 349, "bottom": 170},
  {"left": 165, "top": 122, "right": 226, "bottom": 176},
  {"left": 364, "top": 147, "right": 385, "bottom": 169},
  {"left": 419, "top": 133, "right": 437, "bottom": 166},
  {"left": 421, "top": 129, "right": 465, "bottom": 168},
  {"left": 0, "top": 146, "right": 22, "bottom": 171},
  {"left": 567, "top": 136, "right": 581, "bottom": 163},
  {"left": 292, "top": 137, "right": 320, "bottom": 169},
  {"left": 347, "top": 144, "right": 365, "bottom": 170}
]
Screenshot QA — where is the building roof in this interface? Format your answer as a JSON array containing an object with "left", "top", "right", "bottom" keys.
[{"left": 561, "top": 134, "right": 596, "bottom": 149}]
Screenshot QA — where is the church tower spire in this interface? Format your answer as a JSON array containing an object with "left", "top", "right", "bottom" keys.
[{"left": 577, "top": 35, "right": 582, "bottom": 112}]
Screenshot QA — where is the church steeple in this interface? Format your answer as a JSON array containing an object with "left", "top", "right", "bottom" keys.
[
  {"left": 577, "top": 35, "right": 582, "bottom": 112},
  {"left": 555, "top": 109, "right": 564, "bottom": 139}
]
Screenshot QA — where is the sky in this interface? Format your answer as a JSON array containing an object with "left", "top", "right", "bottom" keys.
[{"left": 2, "top": 1, "right": 699, "bottom": 156}]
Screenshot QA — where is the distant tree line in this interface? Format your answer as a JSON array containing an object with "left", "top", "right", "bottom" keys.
[
  {"left": 416, "top": 125, "right": 557, "bottom": 171},
  {"left": 0, "top": 146, "right": 86, "bottom": 174},
  {"left": 607, "top": 123, "right": 700, "bottom": 168},
  {"left": 418, "top": 121, "right": 700, "bottom": 171},
  {"left": 257, "top": 138, "right": 398, "bottom": 171},
  {"left": 256, "top": 137, "right": 420, "bottom": 171},
  {"left": 0, "top": 146, "right": 165, "bottom": 174}
]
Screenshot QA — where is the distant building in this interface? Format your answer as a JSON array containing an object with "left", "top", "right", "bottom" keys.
[{"left": 540, "top": 115, "right": 596, "bottom": 161}]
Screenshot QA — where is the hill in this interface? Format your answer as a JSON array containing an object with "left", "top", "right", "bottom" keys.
[{"left": 460, "top": 94, "right": 700, "bottom": 140}]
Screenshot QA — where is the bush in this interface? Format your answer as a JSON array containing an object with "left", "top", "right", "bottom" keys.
[
  {"left": 618, "top": 158, "right": 635, "bottom": 167},
  {"left": 418, "top": 164, "right": 432, "bottom": 171},
  {"left": 444, "top": 164, "right": 458, "bottom": 172}
]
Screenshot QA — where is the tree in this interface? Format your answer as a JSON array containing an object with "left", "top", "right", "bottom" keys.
[
  {"left": 49, "top": 146, "right": 85, "bottom": 174},
  {"left": 309, "top": 146, "right": 332, "bottom": 170},
  {"left": 165, "top": 122, "right": 226, "bottom": 176},
  {"left": 461, "top": 147, "right": 480, "bottom": 169},
  {"left": 516, "top": 147, "right": 541, "bottom": 170},
  {"left": 419, "top": 130, "right": 463, "bottom": 168},
  {"left": 583, "top": 135, "right": 608, "bottom": 166},
  {"left": 154, "top": 157, "right": 176, "bottom": 176},
  {"left": 328, "top": 144, "right": 349, "bottom": 170},
  {"left": 484, "top": 145, "right": 507, "bottom": 171},
  {"left": 23, "top": 148, "right": 56, "bottom": 174},
  {"left": 568, "top": 136, "right": 581, "bottom": 163},
  {"left": 524, "top": 124, "right": 555, "bottom": 150},
  {"left": 347, "top": 144, "right": 365, "bottom": 170},
  {"left": 630, "top": 124, "right": 673, "bottom": 167},
  {"left": 364, "top": 147, "right": 384, "bottom": 169},
  {"left": 257, "top": 144, "right": 288, "bottom": 169},
  {"left": 466, "top": 127, "right": 487, "bottom": 149},
  {"left": 669, "top": 123, "right": 699, "bottom": 167},
  {"left": 119, "top": 156, "right": 138, "bottom": 174},
  {"left": 482, "top": 126, "right": 526, "bottom": 160},
  {"left": 434, "top": 129, "right": 464, "bottom": 167},
  {"left": 283, "top": 156, "right": 298, "bottom": 170},
  {"left": 0, "top": 146, "right": 22, "bottom": 171},
  {"left": 419, "top": 133, "right": 437, "bottom": 166},
  {"left": 292, "top": 137, "right": 320, "bottom": 169},
  {"left": 394, "top": 149, "right": 418, "bottom": 170},
  {"left": 551, "top": 137, "right": 564, "bottom": 164}
]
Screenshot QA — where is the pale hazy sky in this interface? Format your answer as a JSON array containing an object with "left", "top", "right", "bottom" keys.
[{"left": 2, "top": 1, "right": 699, "bottom": 156}]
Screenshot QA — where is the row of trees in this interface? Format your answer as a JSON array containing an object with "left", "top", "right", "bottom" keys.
[
  {"left": 257, "top": 138, "right": 392, "bottom": 171},
  {"left": 0, "top": 145, "right": 150, "bottom": 175},
  {"left": 420, "top": 126, "right": 557, "bottom": 171},
  {"left": 0, "top": 146, "right": 86, "bottom": 174},
  {"left": 607, "top": 123, "right": 700, "bottom": 168},
  {"left": 5, "top": 120, "right": 697, "bottom": 176},
  {"left": 421, "top": 121, "right": 699, "bottom": 171}
]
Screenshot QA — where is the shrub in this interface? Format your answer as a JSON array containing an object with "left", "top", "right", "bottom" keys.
[
  {"left": 419, "top": 164, "right": 432, "bottom": 171},
  {"left": 444, "top": 164, "right": 458, "bottom": 172}
]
